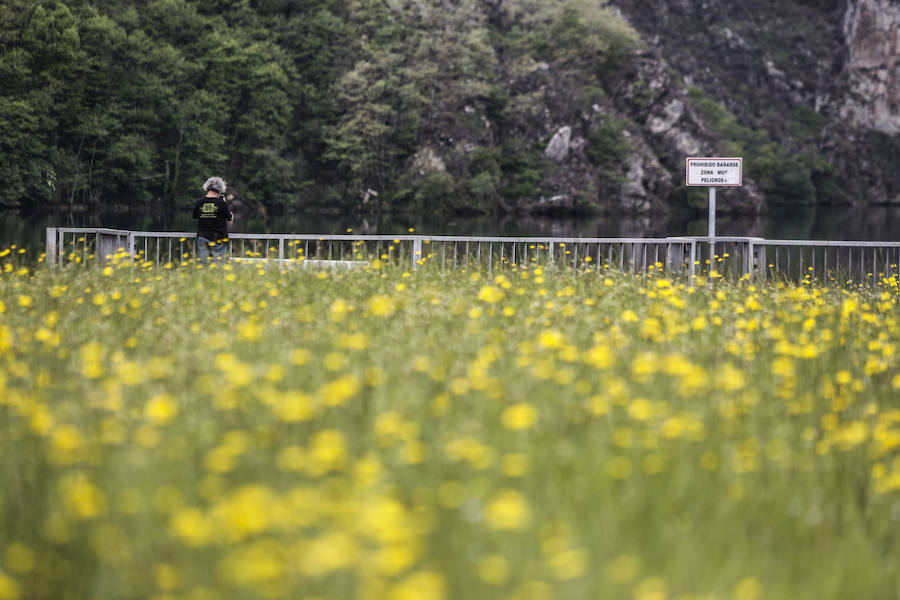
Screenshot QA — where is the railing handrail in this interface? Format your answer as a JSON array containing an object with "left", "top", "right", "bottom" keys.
[
  {"left": 54, "top": 227, "right": 134, "bottom": 235},
  {"left": 752, "top": 239, "right": 900, "bottom": 248},
  {"left": 70, "top": 229, "right": 686, "bottom": 245},
  {"left": 52, "top": 228, "right": 900, "bottom": 247}
]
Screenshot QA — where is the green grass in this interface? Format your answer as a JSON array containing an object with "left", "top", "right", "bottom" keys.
[{"left": 1, "top": 254, "right": 899, "bottom": 600}]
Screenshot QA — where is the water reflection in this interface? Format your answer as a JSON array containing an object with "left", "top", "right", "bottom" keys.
[
  {"left": 3, "top": 205, "right": 899, "bottom": 253},
  {"left": 221, "top": 206, "right": 899, "bottom": 241}
]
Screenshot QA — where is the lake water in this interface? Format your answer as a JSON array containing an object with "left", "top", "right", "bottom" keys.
[{"left": 4, "top": 205, "right": 900, "bottom": 255}]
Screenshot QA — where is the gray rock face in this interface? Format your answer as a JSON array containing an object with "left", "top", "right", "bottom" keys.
[
  {"left": 413, "top": 0, "right": 900, "bottom": 216},
  {"left": 631, "top": 58, "right": 705, "bottom": 158},
  {"left": 841, "top": 0, "right": 900, "bottom": 134},
  {"left": 412, "top": 147, "right": 447, "bottom": 176},
  {"left": 607, "top": 0, "right": 900, "bottom": 207},
  {"left": 612, "top": 51, "right": 765, "bottom": 212},
  {"left": 544, "top": 126, "right": 572, "bottom": 162},
  {"left": 620, "top": 131, "right": 670, "bottom": 213}
]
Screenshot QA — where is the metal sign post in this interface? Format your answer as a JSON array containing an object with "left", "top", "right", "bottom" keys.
[{"left": 686, "top": 157, "right": 742, "bottom": 268}]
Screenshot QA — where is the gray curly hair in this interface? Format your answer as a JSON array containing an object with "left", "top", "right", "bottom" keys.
[{"left": 203, "top": 177, "right": 227, "bottom": 194}]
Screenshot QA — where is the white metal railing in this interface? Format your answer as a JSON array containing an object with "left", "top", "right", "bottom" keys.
[
  {"left": 752, "top": 238, "right": 900, "bottom": 284},
  {"left": 44, "top": 227, "right": 900, "bottom": 284}
]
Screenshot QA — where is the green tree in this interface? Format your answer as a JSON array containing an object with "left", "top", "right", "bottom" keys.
[
  {"left": 0, "top": 1, "right": 80, "bottom": 208},
  {"left": 200, "top": 33, "right": 297, "bottom": 206},
  {"left": 323, "top": 0, "right": 429, "bottom": 211}
]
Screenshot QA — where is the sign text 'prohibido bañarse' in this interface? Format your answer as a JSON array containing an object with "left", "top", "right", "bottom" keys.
[{"left": 685, "top": 157, "right": 743, "bottom": 187}]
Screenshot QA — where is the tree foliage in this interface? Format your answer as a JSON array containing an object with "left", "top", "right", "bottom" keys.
[{"left": 0, "top": 0, "right": 653, "bottom": 215}]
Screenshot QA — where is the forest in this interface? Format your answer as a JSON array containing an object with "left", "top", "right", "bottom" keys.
[
  {"left": 0, "top": 0, "right": 657, "bottom": 217},
  {"left": 1, "top": 0, "right": 861, "bottom": 218}
]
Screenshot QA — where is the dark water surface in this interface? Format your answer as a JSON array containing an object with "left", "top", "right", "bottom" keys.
[{"left": 4, "top": 205, "right": 900, "bottom": 255}]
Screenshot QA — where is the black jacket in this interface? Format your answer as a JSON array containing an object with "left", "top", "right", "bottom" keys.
[{"left": 192, "top": 195, "right": 233, "bottom": 241}]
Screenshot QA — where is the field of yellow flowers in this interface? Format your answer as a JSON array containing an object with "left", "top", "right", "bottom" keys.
[{"left": 1, "top": 250, "right": 899, "bottom": 600}]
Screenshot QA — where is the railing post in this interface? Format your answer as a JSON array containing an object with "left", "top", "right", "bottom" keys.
[
  {"left": 127, "top": 232, "right": 136, "bottom": 262},
  {"left": 755, "top": 243, "right": 767, "bottom": 283},
  {"left": 412, "top": 237, "right": 422, "bottom": 269},
  {"left": 278, "top": 237, "right": 284, "bottom": 260},
  {"left": 689, "top": 241, "right": 697, "bottom": 280},
  {"left": 744, "top": 240, "right": 752, "bottom": 278},
  {"left": 46, "top": 227, "right": 57, "bottom": 269}
]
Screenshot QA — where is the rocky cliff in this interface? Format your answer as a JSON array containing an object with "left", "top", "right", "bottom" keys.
[
  {"left": 841, "top": 0, "right": 900, "bottom": 134},
  {"left": 585, "top": 0, "right": 900, "bottom": 212}
]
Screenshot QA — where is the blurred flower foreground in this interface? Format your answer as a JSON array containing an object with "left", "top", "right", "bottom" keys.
[{"left": 1, "top": 249, "right": 899, "bottom": 600}]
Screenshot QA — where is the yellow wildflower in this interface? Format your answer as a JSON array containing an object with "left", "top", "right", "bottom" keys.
[
  {"left": 145, "top": 394, "right": 178, "bottom": 425},
  {"left": 547, "top": 548, "right": 588, "bottom": 580},
  {"left": 169, "top": 508, "right": 214, "bottom": 546},
  {"left": 220, "top": 539, "right": 287, "bottom": 584},
  {"left": 477, "top": 285, "right": 505, "bottom": 304},
  {"left": 59, "top": 474, "right": 107, "bottom": 520},
  {"left": 307, "top": 430, "right": 348, "bottom": 476},
  {"left": 367, "top": 294, "right": 397, "bottom": 317},
  {"left": 627, "top": 398, "right": 654, "bottom": 421},
  {"left": 298, "top": 532, "right": 358, "bottom": 576},
  {"left": 733, "top": 577, "right": 762, "bottom": 600},
  {"left": 320, "top": 374, "right": 360, "bottom": 406},
  {"left": 501, "top": 403, "right": 538, "bottom": 430},
  {"left": 274, "top": 392, "right": 315, "bottom": 422},
  {"left": 633, "top": 577, "right": 667, "bottom": 600},
  {"left": 537, "top": 329, "right": 564, "bottom": 348},
  {"left": 0, "top": 570, "right": 20, "bottom": 600},
  {"left": 51, "top": 425, "right": 83, "bottom": 453},
  {"left": 211, "top": 486, "right": 276, "bottom": 541},
  {"left": 388, "top": 571, "right": 445, "bottom": 600},
  {"left": 484, "top": 489, "right": 531, "bottom": 530}
]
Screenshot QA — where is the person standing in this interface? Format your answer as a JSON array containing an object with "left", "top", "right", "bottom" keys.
[{"left": 192, "top": 177, "right": 233, "bottom": 260}]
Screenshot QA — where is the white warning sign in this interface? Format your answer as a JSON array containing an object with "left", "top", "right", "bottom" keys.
[{"left": 686, "top": 157, "right": 742, "bottom": 186}]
